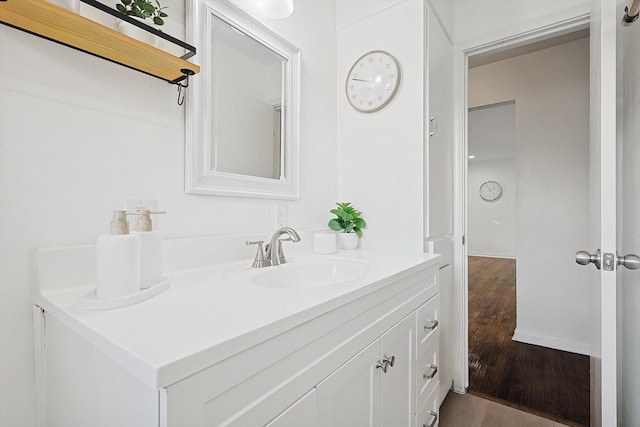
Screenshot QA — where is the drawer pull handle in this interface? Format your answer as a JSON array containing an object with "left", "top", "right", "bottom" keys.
[
  {"left": 423, "top": 411, "right": 438, "bottom": 427},
  {"left": 423, "top": 364, "right": 438, "bottom": 380},
  {"left": 382, "top": 355, "right": 395, "bottom": 368},
  {"left": 424, "top": 319, "right": 439, "bottom": 331}
]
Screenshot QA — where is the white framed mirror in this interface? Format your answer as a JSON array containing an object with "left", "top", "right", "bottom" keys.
[{"left": 186, "top": 0, "right": 300, "bottom": 199}]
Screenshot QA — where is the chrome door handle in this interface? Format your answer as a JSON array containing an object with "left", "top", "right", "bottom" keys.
[
  {"left": 424, "top": 319, "right": 438, "bottom": 331},
  {"left": 376, "top": 355, "right": 395, "bottom": 373},
  {"left": 618, "top": 253, "right": 640, "bottom": 270},
  {"left": 382, "top": 355, "right": 395, "bottom": 368},
  {"left": 423, "top": 364, "right": 438, "bottom": 380},
  {"left": 423, "top": 411, "right": 438, "bottom": 427},
  {"left": 576, "top": 249, "right": 601, "bottom": 269},
  {"left": 376, "top": 360, "right": 388, "bottom": 373}
]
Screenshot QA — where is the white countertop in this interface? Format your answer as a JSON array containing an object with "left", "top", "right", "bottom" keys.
[{"left": 35, "top": 248, "right": 440, "bottom": 389}]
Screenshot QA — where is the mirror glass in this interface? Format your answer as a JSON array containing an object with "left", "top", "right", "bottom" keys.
[
  {"left": 186, "top": 0, "right": 300, "bottom": 199},
  {"left": 210, "top": 16, "right": 284, "bottom": 179}
]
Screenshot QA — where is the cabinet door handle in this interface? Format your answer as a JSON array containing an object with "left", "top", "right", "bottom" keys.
[
  {"left": 424, "top": 319, "right": 438, "bottom": 331},
  {"left": 423, "top": 364, "right": 438, "bottom": 380},
  {"left": 423, "top": 411, "right": 438, "bottom": 427},
  {"left": 376, "top": 360, "right": 388, "bottom": 373},
  {"left": 382, "top": 355, "right": 395, "bottom": 368}
]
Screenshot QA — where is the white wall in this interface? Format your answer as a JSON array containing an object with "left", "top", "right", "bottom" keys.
[
  {"left": 337, "top": 0, "right": 425, "bottom": 252},
  {"left": 620, "top": 11, "right": 640, "bottom": 425},
  {"left": 469, "top": 37, "right": 591, "bottom": 354},
  {"left": 467, "top": 102, "right": 517, "bottom": 258},
  {"left": 0, "top": 0, "right": 337, "bottom": 424},
  {"left": 468, "top": 158, "right": 517, "bottom": 258}
]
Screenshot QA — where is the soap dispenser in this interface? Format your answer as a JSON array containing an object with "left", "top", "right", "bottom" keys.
[
  {"left": 133, "top": 210, "right": 166, "bottom": 289},
  {"left": 95, "top": 210, "right": 141, "bottom": 300}
]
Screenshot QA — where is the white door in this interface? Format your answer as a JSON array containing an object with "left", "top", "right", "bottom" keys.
[
  {"left": 316, "top": 341, "right": 381, "bottom": 427},
  {"left": 618, "top": 0, "right": 640, "bottom": 423},
  {"left": 584, "top": 0, "right": 618, "bottom": 424},
  {"left": 379, "top": 315, "right": 415, "bottom": 427}
]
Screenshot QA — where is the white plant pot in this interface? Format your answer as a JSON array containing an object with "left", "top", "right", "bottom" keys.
[
  {"left": 116, "top": 17, "right": 159, "bottom": 47},
  {"left": 47, "top": 0, "right": 80, "bottom": 13},
  {"left": 338, "top": 232, "right": 359, "bottom": 250}
]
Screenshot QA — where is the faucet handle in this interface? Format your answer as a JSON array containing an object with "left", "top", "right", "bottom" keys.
[{"left": 246, "top": 240, "right": 270, "bottom": 268}]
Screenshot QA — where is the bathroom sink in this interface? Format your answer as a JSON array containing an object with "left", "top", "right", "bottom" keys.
[{"left": 250, "top": 258, "right": 370, "bottom": 288}]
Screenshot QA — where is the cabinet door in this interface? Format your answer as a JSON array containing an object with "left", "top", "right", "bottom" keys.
[
  {"left": 425, "top": 5, "right": 454, "bottom": 240},
  {"left": 316, "top": 341, "right": 381, "bottom": 427},
  {"left": 380, "top": 314, "right": 415, "bottom": 427},
  {"left": 265, "top": 389, "right": 317, "bottom": 427}
]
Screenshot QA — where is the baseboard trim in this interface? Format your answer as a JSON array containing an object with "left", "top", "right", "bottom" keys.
[
  {"left": 512, "top": 329, "right": 590, "bottom": 356},
  {"left": 467, "top": 252, "right": 516, "bottom": 259}
]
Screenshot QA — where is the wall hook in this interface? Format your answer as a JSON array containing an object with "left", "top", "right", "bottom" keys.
[{"left": 176, "top": 69, "right": 195, "bottom": 105}]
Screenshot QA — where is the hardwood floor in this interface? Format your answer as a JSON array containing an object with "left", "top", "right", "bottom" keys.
[{"left": 468, "top": 256, "right": 590, "bottom": 426}]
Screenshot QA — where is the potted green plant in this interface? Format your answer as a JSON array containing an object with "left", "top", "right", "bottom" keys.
[
  {"left": 328, "top": 202, "right": 367, "bottom": 249},
  {"left": 116, "top": 0, "right": 168, "bottom": 26},
  {"left": 115, "top": 0, "right": 168, "bottom": 45}
]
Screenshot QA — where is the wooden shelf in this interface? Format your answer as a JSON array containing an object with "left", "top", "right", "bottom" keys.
[{"left": 0, "top": 0, "right": 200, "bottom": 84}]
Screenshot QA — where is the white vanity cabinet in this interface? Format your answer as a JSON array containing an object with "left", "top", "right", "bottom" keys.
[
  {"left": 34, "top": 250, "right": 441, "bottom": 427},
  {"left": 317, "top": 314, "right": 415, "bottom": 427}
]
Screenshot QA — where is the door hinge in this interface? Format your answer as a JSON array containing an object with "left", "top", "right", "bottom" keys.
[{"left": 462, "top": 235, "right": 466, "bottom": 245}]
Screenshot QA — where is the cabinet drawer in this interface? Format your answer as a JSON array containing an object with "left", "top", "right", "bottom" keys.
[
  {"left": 416, "top": 294, "right": 440, "bottom": 359},
  {"left": 415, "top": 338, "right": 439, "bottom": 410},
  {"left": 416, "top": 385, "right": 439, "bottom": 427}
]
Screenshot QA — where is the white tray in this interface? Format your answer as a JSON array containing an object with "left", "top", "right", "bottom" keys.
[{"left": 76, "top": 277, "right": 170, "bottom": 310}]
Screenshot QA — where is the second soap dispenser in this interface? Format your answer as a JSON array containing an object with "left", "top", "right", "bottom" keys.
[{"left": 133, "top": 210, "right": 166, "bottom": 289}]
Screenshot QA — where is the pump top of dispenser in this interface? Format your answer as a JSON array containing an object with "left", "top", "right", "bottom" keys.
[
  {"left": 134, "top": 210, "right": 167, "bottom": 232},
  {"left": 110, "top": 210, "right": 130, "bottom": 235}
]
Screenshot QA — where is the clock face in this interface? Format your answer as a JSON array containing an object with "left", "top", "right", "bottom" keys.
[
  {"left": 345, "top": 50, "right": 401, "bottom": 113},
  {"left": 480, "top": 181, "right": 503, "bottom": 202}
]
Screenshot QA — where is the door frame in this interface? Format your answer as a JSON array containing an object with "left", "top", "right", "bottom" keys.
[{"left": 451, "top": 14, "right": 591, "bottom": 393}]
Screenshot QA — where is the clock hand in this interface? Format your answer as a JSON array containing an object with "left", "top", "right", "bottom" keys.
[{"left": 352, "top": 78, "right": 372, "bottom": 82}]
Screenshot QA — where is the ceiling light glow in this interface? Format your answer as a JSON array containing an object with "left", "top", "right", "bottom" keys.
[{"left": 257, "top": 0, "right": 294, "bottom": 18}]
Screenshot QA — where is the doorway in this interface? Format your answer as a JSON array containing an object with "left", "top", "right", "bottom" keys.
[{"left": 463, "top": 28, "right": 591, "bottom": 425}]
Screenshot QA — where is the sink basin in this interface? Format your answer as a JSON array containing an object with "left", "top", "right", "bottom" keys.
[{"left": 250, "top": 258, "right": 370, "bottom": 288}]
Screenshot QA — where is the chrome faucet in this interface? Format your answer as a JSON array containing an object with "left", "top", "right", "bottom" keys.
[{"left": 246, "top": 227, "right": 301, "bottom": 268}]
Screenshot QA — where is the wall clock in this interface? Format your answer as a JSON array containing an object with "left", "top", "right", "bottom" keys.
[
  {"left": 345, "top": 50, "right": 401, "bottom": 113},
  {"left": 479, "top": 180, "right": 503, "bottom": 202}
]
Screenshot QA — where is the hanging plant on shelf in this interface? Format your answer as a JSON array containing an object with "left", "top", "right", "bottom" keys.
[{"left": 116, "top": 0, "right": 168, "bottom": 27}]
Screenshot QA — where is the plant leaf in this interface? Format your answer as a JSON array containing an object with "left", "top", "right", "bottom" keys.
[
  {"left": 153, "top": 16, "right": 164, "bottom": 25},
  {"left": 116, "top": 4, "right": 127, "bottom": 13},
  {"left": 354, "top": 218, "right": 366, "bottom": 229},
  {"left": 345, "top": 223, "right": 355, "bottom": 233},
  {"left": 328, "top": 219, "right": 343, "bottom": 231},
  {"left": 355, "top": 228, "right": 363, "bottom": 238}
]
